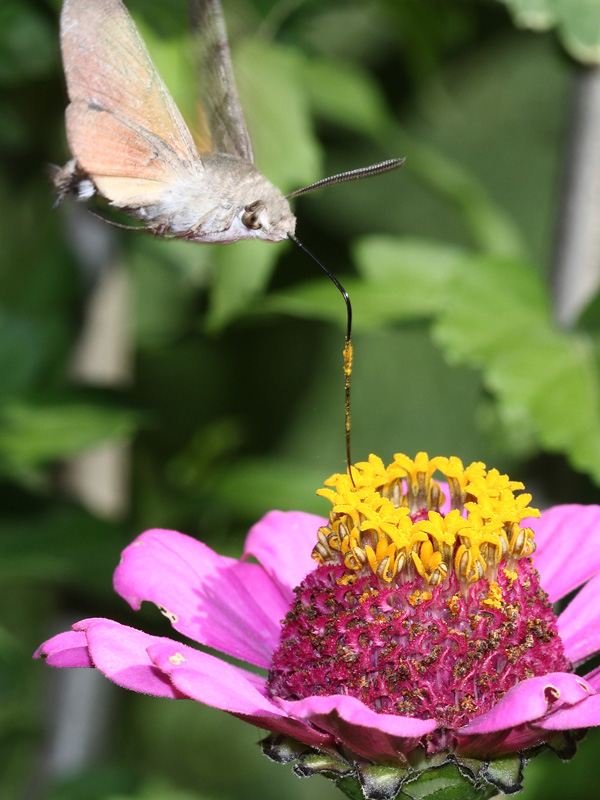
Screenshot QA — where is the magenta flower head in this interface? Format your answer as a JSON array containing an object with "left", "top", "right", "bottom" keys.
[{"left": 35, "top": 453, "right": 600, "bottom": 800}]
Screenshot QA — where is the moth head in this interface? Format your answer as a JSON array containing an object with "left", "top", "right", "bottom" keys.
[{"left": 237, "top": 190, "right": 296, "bottom": 242}]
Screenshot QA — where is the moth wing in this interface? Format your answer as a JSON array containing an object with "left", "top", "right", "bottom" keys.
[
  {"left": 60, "top": 0, "right": 205, "bottom": 198},
  {"left": 189, "top": 0, "right": 254, "bottom": 162},
  {"left": 65, "top": 101, "right": 182, "bottom": 205}
]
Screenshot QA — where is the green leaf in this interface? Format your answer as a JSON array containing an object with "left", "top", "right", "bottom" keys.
[
  {"left": 353, "top": 235, "right": 466, "bottom": 315},
  {"left": 206, "top": 239, "right": 283, "bottom": 331},
  {"left": 356, "top": 35, "right": 566, "bottom": 273},
  {"left": 301, "top": 56, "right": 392, "bottom": 137},
  {"left": 0, "top": 2, "right": 56, "bottom": 85},
  {"left": 107, "top": 776, "right": 211, "bottom": 800},
  {"left": 0, "top": 502, "right": 122, "bottom": 589},
  {"left": 0, "top": 310, "right": 46, "bottom": 399},
  {"left": 431, "top": 256, "right": 549, "bottom": 362},
  {"left": 384, "top": 134, "right": 528, "bottom": 259},
  {"left": 258, "top": 275, "right": 443, "bottom": 330},
  {"left": 258, "top": 236, "right": 466, "bottom": 329},
  {"left": 497, "top": 0, "right": 555, "bottom": 31},
  {"left": 210, "top": 457, "right": 330, "bottom": 518},
  {"left": 269, "top": 324, "right": 488, "bottom": 475},
  {"left": 0, "top": 401, "right": 139, "bottom": 478},
  {"left": 130, "top": 238, "right": 212, "bottom": 349},
  {"left": 433, "top": 255, "right": 600, "bottom": 482},
  {"left": 499, "top": 0, "right": 600, "bottom": 63},
  {"left": 259, "top": 242, "right": 600, "bottom": 480},
  {"left": 252, "top": 277, "right": 351, "bottom": 326}
]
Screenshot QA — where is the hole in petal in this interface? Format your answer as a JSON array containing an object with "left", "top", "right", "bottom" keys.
[{"left": 544, "top": 685, "right": 561, "bottom": 704}]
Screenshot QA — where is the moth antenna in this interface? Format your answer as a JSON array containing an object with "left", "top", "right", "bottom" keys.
[
  {"left": 289, "top": 234, "right": 355, "bottom": 486},
  {"left": 286, "top": 158, "right": 405, "bottom": 199}
]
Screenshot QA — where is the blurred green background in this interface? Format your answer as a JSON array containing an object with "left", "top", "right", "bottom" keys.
[{"left": 2, "top": 0, "right": 600, "bottom": 798}]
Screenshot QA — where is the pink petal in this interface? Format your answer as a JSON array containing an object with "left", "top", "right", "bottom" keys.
[
  {"left": 147, "top": 641, "right": 333, "bottom": 749},
  {"left": 437, "top": 481, "right": 452, "bottom": 514},
  {"left": 76, "top": 618, "right": 184, "bottom": 698},
  {"left": 529, "top": 505, "right": 600, "bottom": 602},
  {"left": 113, "top": 528, "right": 289, "bottom": 669},
  {"left": 458, "top": 672, "right": 593, "bottom": 734},
  {"left": 538, "top": 692, "right": 600, "bottom": 730},
  {"left": 584, "top": 663, "right": 600, "bottom": 689},
  {"left": 148, "top": 640, "right": 278, "bottom": 713},
  {"left": 33, "top": 629, "right": 92, "bottom": 668},
  {"left": 276, "top": 694, "right": 436, "bottom": 761},
  {"left": 557, "top": 572, "right": 600, "bottom": 665},
  {"left": 243, "top": 511, "right": 326, "bottom": 597}
]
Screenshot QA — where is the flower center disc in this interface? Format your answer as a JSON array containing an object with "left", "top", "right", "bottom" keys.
[{"left": 267, "top": 453, "right": 571, "bottom": 751}]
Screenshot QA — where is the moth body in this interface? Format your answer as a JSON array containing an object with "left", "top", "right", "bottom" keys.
[
  {"left": 55, "top": 0, "right": 296, "bottom": 245},
  {"left": 55, "top": 152, "right": 296, "bottom": 243}
]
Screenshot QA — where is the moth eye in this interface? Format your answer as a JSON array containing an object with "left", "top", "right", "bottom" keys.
[{"left": 242, "top": 202, "right": 263, "bottom": 230}]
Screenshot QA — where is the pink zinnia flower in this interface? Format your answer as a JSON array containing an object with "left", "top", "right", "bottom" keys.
[{"left": 35, "top": 453, "right": 600, "bottom": 799}]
